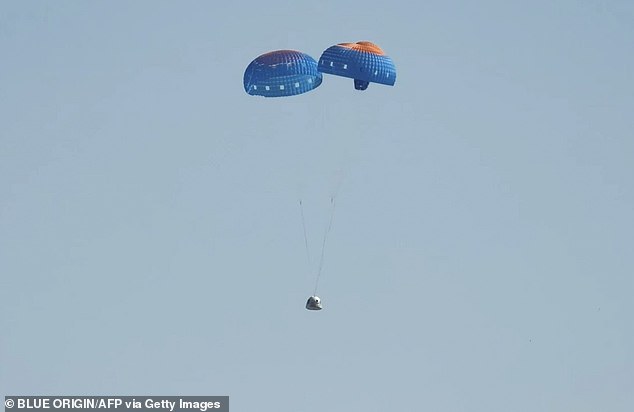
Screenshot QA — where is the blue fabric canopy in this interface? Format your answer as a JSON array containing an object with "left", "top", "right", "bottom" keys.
[
  {"left": 318, "top": 42, "right": 396, "bottom": 90},
  {"left": 244, "top": 50, "right": 322, "bottom": 97}
]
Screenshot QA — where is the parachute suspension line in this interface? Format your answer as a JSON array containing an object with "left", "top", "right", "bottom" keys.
[
  {"left": 299, "top": 200, "right": 311, "bottom": 268},
  {"left": 314, "top": 196, "right": 337, "bottom": 295}
]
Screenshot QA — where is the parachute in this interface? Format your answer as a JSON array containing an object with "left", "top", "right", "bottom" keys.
[
  {"left": 243, "top": 50, "right": 322, "bottom": 97},
  {"left": 243, "top": 42, "right": 396, "bottom": 311},
  {"left": 318, "top": 41, "right": 396, "bottom": 90}
]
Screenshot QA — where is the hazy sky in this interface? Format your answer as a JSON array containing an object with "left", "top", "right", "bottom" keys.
[{"left": 1, "top": 1, "right": 633, "bottom": 411}]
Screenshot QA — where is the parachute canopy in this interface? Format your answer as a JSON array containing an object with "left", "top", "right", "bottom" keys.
[
  {"left": 318, "top": 41, "right": 396, "bottom": 90},
  {"left": 244, "top": 50, "right": 323, "bottom": 97}
]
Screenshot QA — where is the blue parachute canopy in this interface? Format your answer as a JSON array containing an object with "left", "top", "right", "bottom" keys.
[
  {"left": 244, "top": 50, "right": 323, "bottom": 97},
  {"left": 318, "top": 41, "right": 396, "bottom": 90}
]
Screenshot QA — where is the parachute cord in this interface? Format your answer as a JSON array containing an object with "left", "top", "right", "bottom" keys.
[
  {"left": 299, "top": 200, "right": 311, "bottom": 270},
  {"left": 314, "top": 196, "right": 336, "bottom": 295}
]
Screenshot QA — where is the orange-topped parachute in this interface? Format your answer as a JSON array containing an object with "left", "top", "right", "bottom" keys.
[{"left": 318, "top": 41, "right": 396, "bottom": 90}]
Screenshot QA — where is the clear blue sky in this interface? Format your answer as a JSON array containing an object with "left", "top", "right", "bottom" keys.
[{"left": 1, "top": 1, "right": 633, "bottom": 410}]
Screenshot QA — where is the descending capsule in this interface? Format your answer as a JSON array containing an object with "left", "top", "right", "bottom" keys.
[
  {"left": 243, "top": 50, "right": 323, "bottom": 97},
  {"left": 318, "top": 41, "right": 396, "bottom": 90},
  {"left": 306, "top": 296, "right": 323, "bottom": 311}
]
